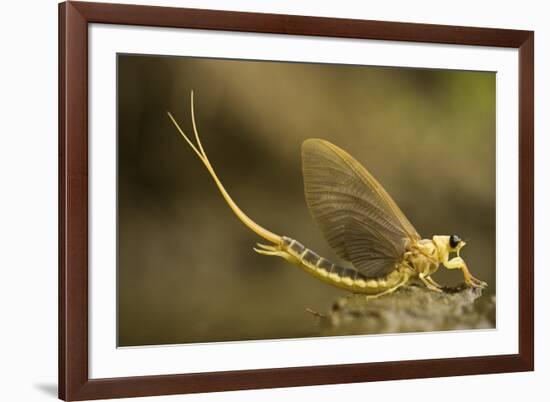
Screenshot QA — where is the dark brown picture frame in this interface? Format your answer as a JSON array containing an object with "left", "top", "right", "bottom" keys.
[{"left": 59, "top": 1, "right": 534, "bottom": 400}]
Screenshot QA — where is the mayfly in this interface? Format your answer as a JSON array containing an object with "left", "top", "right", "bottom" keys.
[{"left": 167, "top": 91, "right": 487, "bottom": 298}]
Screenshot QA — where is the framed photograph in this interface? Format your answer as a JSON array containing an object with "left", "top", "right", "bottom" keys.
[{"left": 59, "top": 1, "right": 534, "bottom": 400}]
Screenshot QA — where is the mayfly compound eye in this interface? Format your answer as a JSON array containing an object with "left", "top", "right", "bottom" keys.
[{"left": 449, "top": 234, "right": 461, "bottom": 249}]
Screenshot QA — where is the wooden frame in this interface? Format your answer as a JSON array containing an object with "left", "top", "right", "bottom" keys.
[{"left": 59, "top": 1, "right": 534, "bottom": 400}]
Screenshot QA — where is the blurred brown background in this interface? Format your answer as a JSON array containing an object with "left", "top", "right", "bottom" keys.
[{"left": 117, "top": 54, "right": 495, "bottom": 347}]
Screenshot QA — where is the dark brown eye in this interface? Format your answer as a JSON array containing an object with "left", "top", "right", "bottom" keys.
[{"left": 449, "top": 234, "right": 461, "bottom": 249}]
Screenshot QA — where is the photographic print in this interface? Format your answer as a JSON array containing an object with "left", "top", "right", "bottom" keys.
[
  {"left": 59, "top": 4, "right": 533, "bottom": 399},
  {"left": 117, "top": 54, "right": 496, "bottom": 347}
]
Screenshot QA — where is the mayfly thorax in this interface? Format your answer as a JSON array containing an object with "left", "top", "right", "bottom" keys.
[{"left": 167, "top": 91, "right": 487, "bottom": 298}]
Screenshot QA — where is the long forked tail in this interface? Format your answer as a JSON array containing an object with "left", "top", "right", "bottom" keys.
[{"left": 167, "top": 91, "right": 282, "bottom": 246}]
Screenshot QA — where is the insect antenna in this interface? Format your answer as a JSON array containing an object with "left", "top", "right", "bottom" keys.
[{"left": 167, "top": 91, "right": 282, "bottom": 246}]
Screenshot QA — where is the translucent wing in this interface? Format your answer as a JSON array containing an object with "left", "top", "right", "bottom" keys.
[{"left": 302, "top": 138, "right": 420, "bottom": 277}]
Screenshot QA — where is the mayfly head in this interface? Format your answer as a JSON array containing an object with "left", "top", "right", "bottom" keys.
[{"left": 449, "top": 234, "right": 466, "bottom": 257}]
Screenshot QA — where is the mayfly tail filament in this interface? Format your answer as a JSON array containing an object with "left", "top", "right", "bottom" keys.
[{"left": 167, "top": 91, "right": 282, "bottom": 246}]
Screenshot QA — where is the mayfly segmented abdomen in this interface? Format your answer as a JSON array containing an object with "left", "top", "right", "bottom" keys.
[
  {"left": 280, "top": 236, "right": 405, "bottom": 293},
  {"left": 282, "top": 236, "right": 365, "bottom": 281}
]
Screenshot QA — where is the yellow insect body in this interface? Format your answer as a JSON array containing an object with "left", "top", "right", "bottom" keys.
[{"left": 168, "top": 92, "right": 487, "bottom": 298}]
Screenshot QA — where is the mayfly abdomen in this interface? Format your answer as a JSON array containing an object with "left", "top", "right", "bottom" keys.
[
  {"left": 283, "top": 237, "right": 326, "bottom": 266},
  {"left": 281, "top": 236, "right": 389, "bottom": 292}
]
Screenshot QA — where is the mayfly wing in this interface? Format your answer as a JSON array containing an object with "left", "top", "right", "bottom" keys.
[{"left": 301, "top": 138, "right": 420, "bottom": 277}]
